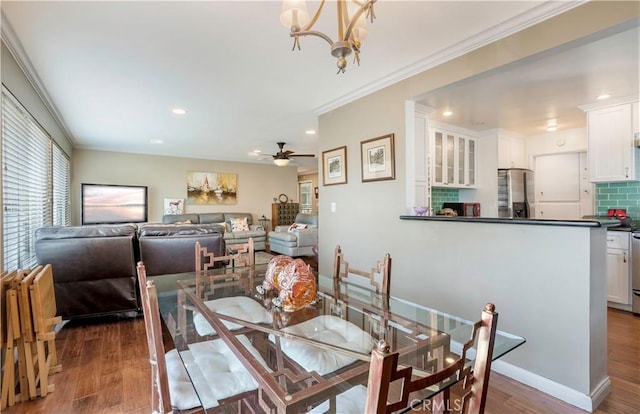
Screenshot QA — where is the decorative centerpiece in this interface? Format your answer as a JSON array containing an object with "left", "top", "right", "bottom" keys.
[
  {"left": 259, "top": 255, "right": 316, "bottom": 312},
  {"left": 413, "top": 206, "right": 429, "bottom": 216}
]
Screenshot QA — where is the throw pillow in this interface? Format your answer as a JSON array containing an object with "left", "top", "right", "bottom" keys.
[
  {"left": 214, "top": 222, "right": 228, "bottom": 232},
  {"left": 288, "top": 223, "right": 308, "bottom": 232},
  {"left": 230, "top": 217, "right": 249, "bottom": 232}
]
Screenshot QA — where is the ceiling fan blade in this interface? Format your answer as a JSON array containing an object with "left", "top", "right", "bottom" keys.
[{"left": 291, "top": 153, "right": 316, "bottom": 158}]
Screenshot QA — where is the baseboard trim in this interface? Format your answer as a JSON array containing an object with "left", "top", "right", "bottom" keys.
[{"left": 491, "top": 359, "right": 611, "bottom": 412}]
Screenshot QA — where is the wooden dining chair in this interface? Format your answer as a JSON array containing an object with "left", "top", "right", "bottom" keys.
[
  {"left": 365, "top": 303, "right": 499, "bottom": 414},
  {"left": 188, "top": 239, "right": 271, "bottom": 338},
  {"left": 333, "top": 245, "right": 392, "bottom": 297},
  {"left": 137, "top": 261, "right": 269, "bottom": 413},
  {"left": 272, "top": 246, "right": 393, "bottom": 379}
]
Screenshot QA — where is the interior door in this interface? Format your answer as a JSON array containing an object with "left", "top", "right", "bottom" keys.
[{"left": 298, "top": 181, "right": 313, "bottom": 213}]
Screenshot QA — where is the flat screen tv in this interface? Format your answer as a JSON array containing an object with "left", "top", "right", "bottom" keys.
[{"left": 81, "top": 183, "right": 148, "bottom": 225}]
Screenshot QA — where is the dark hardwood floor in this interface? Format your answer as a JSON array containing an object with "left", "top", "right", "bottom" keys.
[{"left": 4, "top": 305, "right": 638, "bottom": 413}]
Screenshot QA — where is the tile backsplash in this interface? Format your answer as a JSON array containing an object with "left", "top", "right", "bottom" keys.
[
  {"left": 596, "top": 182, "right": 640, "bottom": 220},
  {"left": 431, "top": 188, "right": 459, "bottom": 213}
]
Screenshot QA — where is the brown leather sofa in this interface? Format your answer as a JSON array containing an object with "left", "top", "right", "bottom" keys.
[
  {"left": 137, "top": 223, "right": 226, "bottom": 276},
  {"left": 34, "top": 223, "right": 225, "bottom": 320}
]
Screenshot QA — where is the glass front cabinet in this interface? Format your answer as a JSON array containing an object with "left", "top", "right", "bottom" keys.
[{"left": 431, "top": 127, "right": 477, "bottom": 188}]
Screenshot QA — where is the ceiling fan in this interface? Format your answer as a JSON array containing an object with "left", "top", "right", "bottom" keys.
[{"left": 269, "top": 142, "right": 315, "bottom": 166}]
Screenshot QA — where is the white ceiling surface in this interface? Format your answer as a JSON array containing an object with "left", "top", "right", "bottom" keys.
[
  {"left": 2, "top": 1, "right": 617, "bottom": 173},
  {"left": 420, "top": 24, "right": 640, "bottom": 136}
]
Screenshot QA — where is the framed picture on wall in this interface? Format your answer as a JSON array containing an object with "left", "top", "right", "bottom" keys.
[
  {"left": 361, "top": 133, "right": 395, "bottom": 182},
  {"left": 322, "top": 146, "right": 347, "bottom": 186}
]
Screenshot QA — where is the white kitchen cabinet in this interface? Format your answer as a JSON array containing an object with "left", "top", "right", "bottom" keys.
[
  {"left": 431, "top": 126, "right": 477, "bottom": 188},
  {"left": 587, "top": 102, "right": 640, "bottom": 182},
  {"left": 606, "top": 231, "right": 631, "bottom": 305},
  {"left": 498, "top": 134, "right": 526, "bottom": 169}
]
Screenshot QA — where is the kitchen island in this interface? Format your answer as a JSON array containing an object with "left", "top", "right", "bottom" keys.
[{"left": 388, "top": 216, "right": 611, "bottom": 412}]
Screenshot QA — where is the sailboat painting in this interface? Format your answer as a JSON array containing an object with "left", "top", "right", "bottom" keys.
[{"left": 187, "top": 171, "right": 237, "bottom": 205}]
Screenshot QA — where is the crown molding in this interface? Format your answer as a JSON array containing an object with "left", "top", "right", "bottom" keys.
[
  {"left": 1, "top": 11, "right": 76, "bottom": 145},
  {"left": 314, "top": 1, "right": 586, "bottom": 116}
]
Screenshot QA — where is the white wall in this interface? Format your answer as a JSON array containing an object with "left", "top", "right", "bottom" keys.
[
  {"left": 317, "top": 3, "right": 635, "bottom": 410},
  {"left": 526, "top": 127, "right": 588, "bottom": 168},
  {"left": 72, "top": 149, "right": 299, "bottom": 225}
]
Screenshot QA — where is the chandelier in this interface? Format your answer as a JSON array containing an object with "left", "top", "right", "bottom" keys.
[{"left": 280, "top": 0, "right": 377, "bottom": 73}]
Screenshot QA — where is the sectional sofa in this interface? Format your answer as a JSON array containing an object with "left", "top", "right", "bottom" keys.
[
  {"left": 162, "top": 212, "right": 267, "bottom": 250},
  {"left": 34, "top": 223, "right": 226, "bottom": 319}
]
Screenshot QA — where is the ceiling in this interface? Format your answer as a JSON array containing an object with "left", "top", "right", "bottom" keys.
[
  {"left": 2, "top": 1, "right": 636, "bottom": 174},
  {"left": 419, "top": 23, "right": 640, "bottom": 136}
]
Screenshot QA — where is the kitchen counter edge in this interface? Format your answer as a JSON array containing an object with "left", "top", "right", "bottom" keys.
[{"left": 399, "top": 216, "right": 621, "bottom": 228}]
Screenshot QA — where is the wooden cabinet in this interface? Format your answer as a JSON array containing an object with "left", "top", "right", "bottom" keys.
[
  {"left": 606, "top": 231, "right": 631, "bottom": 305},
  {"left": 431, "top": 126, "right": 477, "bottom": 188},
  {"left": 272, "top": 203, "right": 299, "bottom": 228},
  {"left": 498, "top": 134, "right": 526, "bottom": 169},
  {"left": 587, "top": 102, "right": 640, "bottom": 182}
]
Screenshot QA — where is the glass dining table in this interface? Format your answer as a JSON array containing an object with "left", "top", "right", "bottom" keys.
[{"left": 149, "top": 262, "right": 525, "bottom": 413}]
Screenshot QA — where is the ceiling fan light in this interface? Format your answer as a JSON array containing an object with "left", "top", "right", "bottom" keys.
[
  {"left": 274, "top": 158, "right": 290, "bottom": 167},
  {"left": 280, "top": 0, "right": 309, "bottom": 29}
]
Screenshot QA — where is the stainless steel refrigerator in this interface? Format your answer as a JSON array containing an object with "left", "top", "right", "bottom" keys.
[{"left": 498, "top": 168, "right": 535, "bottom": 218}]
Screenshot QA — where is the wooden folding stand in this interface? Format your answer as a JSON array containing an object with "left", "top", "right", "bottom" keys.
[
  {"left": 29, "top": 264, "right": 62, "bottom": 398},
  {"left": 1, "top": 270, "right": 26, "bottom": 408}
]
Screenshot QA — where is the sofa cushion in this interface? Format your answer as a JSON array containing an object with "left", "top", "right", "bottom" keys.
[
  {"left": 229, "top": 217, "right": 250, "bottom": 232},
  {"left": 138, "top": 224, "right": 224, "bottom": 237},
  {"left": 162, "top": 214, "right": 200, "bottom": 224},
  {"left": 223, "top": 230, "right": 266, "bottom": 241},
  {"left": 198, "top": 213, "right": 226, "bottom": 224},
  {"left": 288, "top": 223, "right": 308, "bottom": 232},
  {"left": 224, "top": 213, "right": 254, "bottom": 226}
]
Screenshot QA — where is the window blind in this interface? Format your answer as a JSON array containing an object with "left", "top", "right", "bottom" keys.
[
  {"left": 2, "top": 89, "right": 69, "bottom": 271},
  {"left": 52, "top": 144, "right": 70, "bottom": 226}
]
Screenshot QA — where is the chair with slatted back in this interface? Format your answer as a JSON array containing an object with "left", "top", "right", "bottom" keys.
[
  {"left": 273, "top": 247, "right": 393, "bottom": 380},
  {"left": 368, "top": 303, "right": 498, "bottom": 414},
  {"left": 29, "top": 264, "right": 63, "bottom": 398},
  {"left": 311, "top": 303, "right": 499, "bottom": 414},
  {"left": 333, "top": 245, "right": 391, "bottom": 298},
  {"left": 188, "top": 239, "right": 272, "bottom": 338},
  {"left": 137, "top": 261, "right": 271, "bottom": 413}
]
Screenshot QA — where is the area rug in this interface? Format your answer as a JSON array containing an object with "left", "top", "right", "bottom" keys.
[{"left": 253, "top": 251, "right": 276, "bottom": 265}]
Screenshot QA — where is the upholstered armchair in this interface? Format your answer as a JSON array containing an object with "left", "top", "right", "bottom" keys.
[{"left": 268, "top": 213, "right": 318, "bottom": 257}]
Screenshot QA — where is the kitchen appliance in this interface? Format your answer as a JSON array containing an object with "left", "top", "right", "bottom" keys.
[
  {"left": 498, "top": 168, "right": 535, "bottom": 218},
  {"left": 441, "top": 202, "right": 463, "bottom": 216},
  {"left": 464, "top": 203, "right": 481, "bottom": 217},
  {"left": 632, "top": 231, "right": 640, "bottom": 314}
]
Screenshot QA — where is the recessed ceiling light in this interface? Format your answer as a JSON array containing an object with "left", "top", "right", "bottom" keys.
[
  {"left": 597, "top": 94, "right": 611, "bottom": 101},
  {"left": 253, "top": 149, "right": 262, "bottom": 153},
  {"left": 443, "top": 110, "right": 453, "bottom": 117},
  {"left": 150, "top": 139, "right": 164, "bottom": 144},
  {"left": 305, "top": 130, "right": 316, "bottom": 135},
  {"left": 172, "top": 108, "right": 187, "bottom": 115},
  {"left": 547, "top": 126, "right": 558, "bottom": 132}
]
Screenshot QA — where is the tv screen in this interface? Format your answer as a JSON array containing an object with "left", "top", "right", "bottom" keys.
[{"left": 81, "top": 183, "right": 148, "bottom": 225}]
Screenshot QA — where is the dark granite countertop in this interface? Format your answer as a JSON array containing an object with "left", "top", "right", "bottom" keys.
[{"left": 399, "top": 215, "right": 622, "bottom": 228}]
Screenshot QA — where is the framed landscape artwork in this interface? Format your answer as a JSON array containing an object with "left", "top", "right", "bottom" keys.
[
  {"left": 322, "top": 146, "right": 347, "bottom": 186},
  {"left": 361, "top": 134, "right": 395, "bottom": 182},
  {"left": 81, "top": 183, "right": 148, "bottom": 225},
  {"left": 187, "top": 171, "right": 237, "bottom": 205}
]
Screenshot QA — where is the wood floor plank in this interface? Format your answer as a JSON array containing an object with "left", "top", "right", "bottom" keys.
[{"left": 2, "top": 309, "right": 638, "bottom": 413}]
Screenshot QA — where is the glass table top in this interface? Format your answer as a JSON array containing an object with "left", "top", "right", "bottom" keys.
[{"left": 149, "top": 262, "right": 525, "bottom": 413}]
